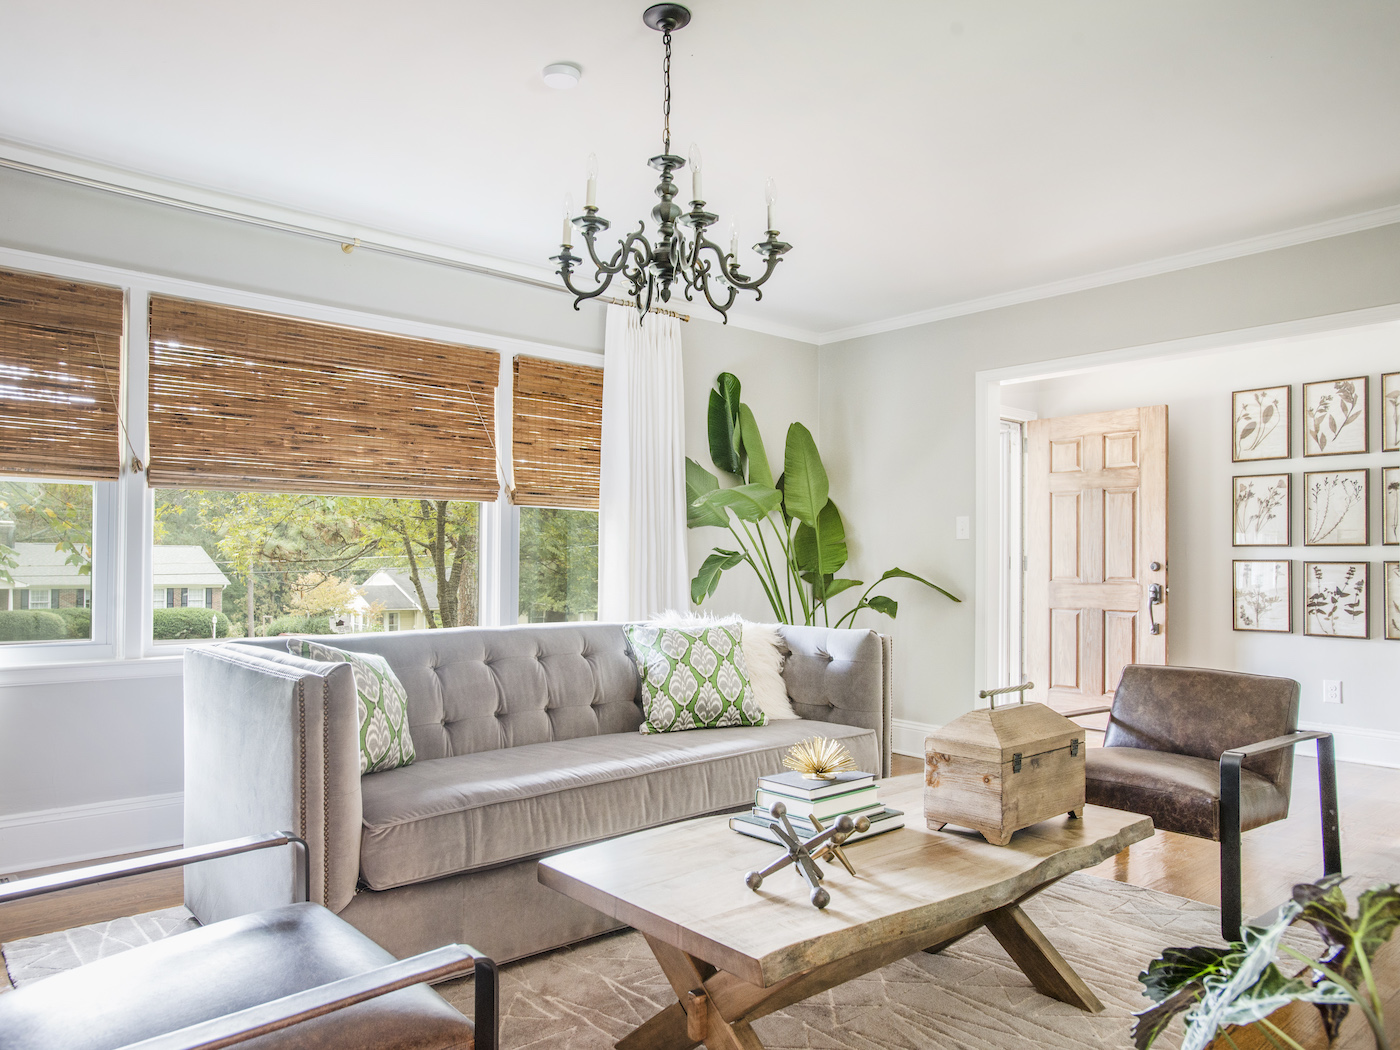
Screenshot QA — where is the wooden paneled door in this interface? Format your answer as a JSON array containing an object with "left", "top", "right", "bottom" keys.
[{"left": 1026, "top": 406, "right": 1168, "bottom": 711}]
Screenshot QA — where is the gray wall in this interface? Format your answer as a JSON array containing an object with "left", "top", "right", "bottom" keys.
[
  {"left": 818, "top": 222, "right": 1400, "bottom": 743},
  {"left": 0, "top": 165, "right": 817, "bottom": 865}
]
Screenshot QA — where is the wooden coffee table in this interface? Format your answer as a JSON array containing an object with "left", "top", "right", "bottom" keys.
[{"left": 538, "top": 774, "right": 1153, "bottom": 1050}]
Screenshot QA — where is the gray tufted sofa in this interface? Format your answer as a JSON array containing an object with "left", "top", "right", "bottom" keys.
[{"left": 182, "top": 621, "right": 892, "bottom": 962}]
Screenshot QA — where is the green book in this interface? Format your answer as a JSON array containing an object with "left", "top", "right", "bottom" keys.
[
  {"left": 757, "top": 770, "right": 874, "bottom": 799},
  {"left": 754, "top": 783, "right": 880, "bottom": 820},
  {"left": 729, "top": 806, "right": 905, "bottom": 847}
]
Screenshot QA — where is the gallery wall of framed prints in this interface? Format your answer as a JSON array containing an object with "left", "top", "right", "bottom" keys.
[{"left": 1231, "top": 372, "right": 1398, "bottom": 641}]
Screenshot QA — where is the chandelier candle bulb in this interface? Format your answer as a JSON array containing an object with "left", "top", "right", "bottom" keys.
[
  {"left": 586, "top": 154, "right": 598, "bottom": 209},
  {"left": 765, "top": 177, "right": 777, "bottom": 231},
  {"left": 729, "top": 222, "right": 738, "bottom": 258},
  {"left": 562, "top": 195, "right": 573, "bottom": 248},
  {"left": 689, "top": 143, "right": 702, "bottom": 202}
]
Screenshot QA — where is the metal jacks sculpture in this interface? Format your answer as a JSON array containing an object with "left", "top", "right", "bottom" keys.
[{"left": 743, "top": 801, "right": 870, "bottom": 910}]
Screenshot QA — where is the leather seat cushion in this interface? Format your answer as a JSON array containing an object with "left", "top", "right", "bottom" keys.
[
  {"left": 359, "top": 719, "right": 879, "bottom": 890},
  {"left": 1086, "top": 746, "right": 1289, "bottom": 840},
  {"left": 0, "top": 902, "right": 474, "bottom": 1050}
]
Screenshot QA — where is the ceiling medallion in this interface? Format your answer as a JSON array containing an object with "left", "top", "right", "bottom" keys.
[{"left": 551, "top": 3, "right": 791, "bottom": 324}]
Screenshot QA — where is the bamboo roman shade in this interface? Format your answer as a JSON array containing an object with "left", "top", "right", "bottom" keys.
[
  {"left": 511, "top": 355, "right": 603, "bottom": 509},
  {"left": 0, "top": 268, "right": 125, "bottom": 481},
  {"left": 147, "top": 296, "right": 501, "bottom": 500}
]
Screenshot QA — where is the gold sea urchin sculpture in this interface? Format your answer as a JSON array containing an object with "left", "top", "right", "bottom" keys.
[{"left": 783, "top": 736, "right": 857, "bottom": 781}]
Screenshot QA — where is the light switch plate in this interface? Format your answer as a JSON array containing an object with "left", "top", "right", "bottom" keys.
[
  {"left": 1322, "top": 680, "right": 1343, "bottom": 705},
  {"left": 956, "top": 515, "right": 970, "bottom": 540}
]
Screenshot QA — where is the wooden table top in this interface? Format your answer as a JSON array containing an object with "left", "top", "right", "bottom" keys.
[{"left": 538, "top": 773, "right": 1154, "bottom": 988}]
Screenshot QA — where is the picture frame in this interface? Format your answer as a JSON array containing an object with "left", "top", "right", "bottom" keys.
[
  {"left": 1233, "top": 560, "right": 1291, "bottom": 633},
  {"left": 1383, "top": 373, "right": 1400, "bottom": 453},
  {"left": 1232, "top": 473, "right": 1290, "bottom": 546},
  {"left": 1386, "top": 562, "right": 1400, "bottom": 641},
  {"left": 1302, "top": 376, "right": 1368, "bottom": 456},
  {"left": 1385, "top": 466, "right": 1399, "bottom": 546},
  {"left": 1231, "top": 385, "right": 1290, "bottom": 462},
  {"left": 1304, "top": 469, "right": 1369, "bottom": 546},
  {"left": 1304, "top": 561, "right": 1369, "bottom": 639}
]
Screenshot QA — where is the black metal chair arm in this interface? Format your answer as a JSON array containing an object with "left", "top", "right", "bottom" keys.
[
  {"left": 0, "top": 832, "right": 311, "bottom": 906},
  {"left": 1221, "top": 729, "right": 1330, "bottom": 761},
  {"left": 120, "top": 943, "right": 498, "bottom": 1050}
]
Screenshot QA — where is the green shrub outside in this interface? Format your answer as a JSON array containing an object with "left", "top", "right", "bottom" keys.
[
  {"left": 54, "top": 607, "right": 92, "bottom": 639},
  {"left": 153, "top": 608, "right": 233, "bottom": 640},
  {"left": 0, "top": 610, "right": 69, "bottom": 641},
  {"left": 264, "top": 613, "right": 332, "bottom": 637}
]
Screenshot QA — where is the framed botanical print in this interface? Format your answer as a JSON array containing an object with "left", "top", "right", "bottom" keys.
[
  {"left": 1303, "top": 376, "right": 1368, "bottom": 456},
  {"left": 1304, "top": 469, "right": 1368, "bottom": 546},
  {"left": 1233, "top": 473, "right": 1290, "bottom": 546},
  {"left": 1304, "top": 561, "right": 1369, "bottom": 639},
  {"left": 1385, "top": 562, "right": 1400, "bottom": 641},
  {"left": 1232, "top": 385, "right": 1290, "bottom": 462},
  {"left": 1383, "top": 373, "right": 1400, "bottom": 453},
  {"left": 1385, "top": 466, "right": 1399, "bottom": 546},
  {"left": 1233, "top": 560, "right": 1291, "bottom": 633}
]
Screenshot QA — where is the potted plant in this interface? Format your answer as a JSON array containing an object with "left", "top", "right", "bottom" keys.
[
  {"left": 686, "top": 373, "right": 959, "bottom": 626},
  {"left": 1135, "top": 876, "right": 1398, "bottom": 1050}
]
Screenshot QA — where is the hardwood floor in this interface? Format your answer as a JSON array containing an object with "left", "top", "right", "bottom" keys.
[{"left": 3, "top": 756, "right": 1395, "bottom": 1044}]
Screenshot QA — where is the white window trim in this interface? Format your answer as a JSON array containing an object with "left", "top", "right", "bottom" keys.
[{"left": 0, "top": 245, "right": 602, "bottom": 671}]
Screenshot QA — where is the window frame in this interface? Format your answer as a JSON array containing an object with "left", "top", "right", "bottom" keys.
[{"left": 0, "top": 245, "right": 605, "bottom": 668}]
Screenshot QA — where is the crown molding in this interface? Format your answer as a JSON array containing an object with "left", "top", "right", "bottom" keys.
[
  {"left": 6, "top": 137, "right": 1397, "bottom": 352},
  {"left": 815, "top": 202, "right": 1400, "bottom": 346}
]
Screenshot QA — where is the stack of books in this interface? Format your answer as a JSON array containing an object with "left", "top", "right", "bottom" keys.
[{"left": 729, "top": 769, "right": 904, "bottom": 846}]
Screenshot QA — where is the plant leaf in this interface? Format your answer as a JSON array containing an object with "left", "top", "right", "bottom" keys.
[
  {"left": 685, "top": 458, "right": 727, "bottom": 528},
  {"left": 708, "top": 373, "right": 744, "bottom": 477},
  {"left": 691, "top": 550, "right": 744, "bottom": 604},
  {"left": 693, "top": 483, "right": 783, "bottom": 524},
  {"left": 782, "top": 422, "right": 829, "bottom": 525},
  {"left": 822, "top": 577, "right": 863, "bottom": 600},
  {"left": 877, "top": 566, "right": 962, "bottom": 603},
  {"left": 738, "top": 404, "right": 774, "bottom": 489},
  {"left": 867, "top": 595, "right": 898, "bottom": 618},
  {"left": 793, "top": 500, "right": 847, "bottom": 576}
]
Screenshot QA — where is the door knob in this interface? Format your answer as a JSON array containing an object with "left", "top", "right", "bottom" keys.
[
  {"left": 1147, "top": 582, "right": 1164, "bottom": 635},
  {"left": 1150, "top": 561, "right": 1162, "bottom": 572}
]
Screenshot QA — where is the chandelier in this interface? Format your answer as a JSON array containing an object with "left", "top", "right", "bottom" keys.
[{"left": 551, "top": 3, "right": 791, "bottom": 324}]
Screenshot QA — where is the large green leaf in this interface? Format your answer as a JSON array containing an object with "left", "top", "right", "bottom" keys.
[
  {"left": 685, "top": 458, "right": 726, "bottom": 528},
  {"left": 738, "top": 404, "right": 774, "bottom": 489},
  {"left": 1291, "top": 877, "right": 1400, "bottom": 1039},
  {"left": 782, "top": 422, "right": 828, "bottom": 525},
  {"left": 691, "top": 550, "right": 744, "bottom": 604},
  {"left": 867, "top": 595, "right": 898, "bottom": 619},
  {"left": 708, "top": 373, "right": 744, "bottom": 477},
  {"left": 876, "top": 567, "right": 962, "bottom": 603},
  {"left": 692, "top": 484, "right": 782, "bottom": 524},
  {"left": 793, "top": 500, "right": 847, "bottom": 576},
  {"left": 821, "top": 577, "right": 863, "bottom": 600}
]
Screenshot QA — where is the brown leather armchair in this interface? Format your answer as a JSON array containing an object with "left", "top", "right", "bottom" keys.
[
  {"left": 1070, "top": 664, "right": 1340, "bottom": 941},
  {"left": 0, "top": 832, "right": 497, "bottom": 1050}
]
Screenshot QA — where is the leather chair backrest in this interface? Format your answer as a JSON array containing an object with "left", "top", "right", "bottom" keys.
[{"left": 1103, "top": 664, "right": 1299, "bottom": 789}]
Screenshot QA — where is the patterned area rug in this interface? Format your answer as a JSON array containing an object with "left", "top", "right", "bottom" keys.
[{"left": 1, "top": 874, "right": 1318, "bottom": 1049}]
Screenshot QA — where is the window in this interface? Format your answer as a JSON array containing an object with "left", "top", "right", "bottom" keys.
[
  {"left": 511, "top": 356, "right": 602, "bottom": 623},
  {"left": 0, "top": 479, "right": 96, "bottom": 643},
  {"left": 153, "top": 489, "right": 479, "bottom": 641}
]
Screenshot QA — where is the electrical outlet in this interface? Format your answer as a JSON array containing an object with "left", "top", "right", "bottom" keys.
[
  {"left": 1322, "top": 680, "right": 1343, "bottom": 705},
  {"left": 956, "top": 515, "right": 970, "bottom": 540}
]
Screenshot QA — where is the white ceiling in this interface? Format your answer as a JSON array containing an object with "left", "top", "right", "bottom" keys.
[{"left": 3, "top": 1, "right": 1399, "bottom": 339}]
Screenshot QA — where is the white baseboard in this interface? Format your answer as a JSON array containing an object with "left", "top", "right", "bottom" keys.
[
  {"left": 891, "top": 718, "right": 940, "bottom": 758},
  {"left": 1297, "top": 721, "right": 1400, "bottom": 769},
  {"left": 894, "top": 716, "right": 1398, "bottom": 770},
  {"left": 0, "top": 792, "right": 183, "bottom": 876}
]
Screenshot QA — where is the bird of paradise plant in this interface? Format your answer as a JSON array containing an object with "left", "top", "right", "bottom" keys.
[{"left": 686, "top": 373, "right": 959, "bottom": 627}]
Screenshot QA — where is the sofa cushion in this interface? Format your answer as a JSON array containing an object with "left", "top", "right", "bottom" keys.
[
  {"left": 288, "top": 637, "right": 416, "bottom": 774},
  {"left": 358, "top": 719, "right": 879, "bottom": 890}
]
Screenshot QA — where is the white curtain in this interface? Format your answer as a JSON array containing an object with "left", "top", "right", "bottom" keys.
[{"left": 598, "top": 303, "right": 689, "bottom": 620}]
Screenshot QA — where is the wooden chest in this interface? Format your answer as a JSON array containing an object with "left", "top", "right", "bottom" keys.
[{"left": 924, "top": 702, "right": 1085, "bottom": 846}]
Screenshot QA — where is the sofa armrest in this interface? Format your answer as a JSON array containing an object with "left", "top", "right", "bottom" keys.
[
  {"left": 183, "top": 644, "right": 363, "bottom": 921},
  {"left": 776, "top": 625, "right": 891, "bottom": 777}
]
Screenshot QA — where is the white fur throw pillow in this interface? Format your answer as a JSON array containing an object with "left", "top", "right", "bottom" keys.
[
  {"left": 648, "top": 611, "right": 797, "bottom": 721},
  {"left": 741, "top": 621, "right": 798, "bottom": 720}
]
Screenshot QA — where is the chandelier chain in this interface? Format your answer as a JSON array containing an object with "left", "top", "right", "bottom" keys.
[{"left": 662, "top": 29, "right": 672, "bottom": 155}]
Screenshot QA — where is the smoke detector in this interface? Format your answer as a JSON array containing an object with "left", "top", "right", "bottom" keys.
[{"left": 542, "top": 62, "right": 581, "bottom": 89}]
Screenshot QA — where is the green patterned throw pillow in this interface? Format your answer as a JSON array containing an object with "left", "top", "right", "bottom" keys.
[
  {"left": 624, "top": 622, "right": 767, "bottom": 734},
  {"left": 288, "top": 639, "right": 415, "bottom": 774}
]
